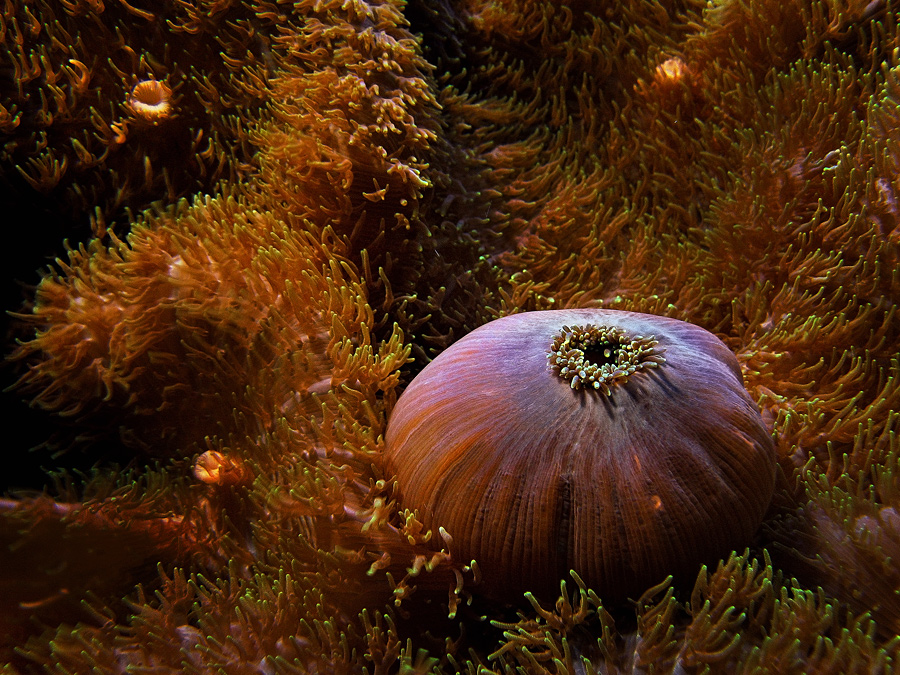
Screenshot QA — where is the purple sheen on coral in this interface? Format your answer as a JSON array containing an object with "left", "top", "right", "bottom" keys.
[{"left": 385, "top": 309, "right": 776, "bottom": 602}]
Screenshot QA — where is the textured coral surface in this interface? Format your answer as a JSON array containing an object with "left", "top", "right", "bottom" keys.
[{"left": 2, "top": 0, "right": 900, "bottom": 672}]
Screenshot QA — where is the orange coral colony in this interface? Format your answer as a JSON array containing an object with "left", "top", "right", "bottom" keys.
[
  {"left": 385, "top": 309, "right": 776, "bottom": 602},
  {"left": 3, "top": 0, "right": 900, "bottom": 671}
]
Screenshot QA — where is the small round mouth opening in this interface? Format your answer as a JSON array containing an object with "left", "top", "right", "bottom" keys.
[
  {"left": 547, "top": 323, "right": 666, "bottom": 393},
  {"left": 582, "top": 341, "right": 619, "bottom": 368}
]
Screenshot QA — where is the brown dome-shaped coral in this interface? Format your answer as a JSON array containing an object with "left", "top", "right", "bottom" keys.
[{"left": 384, "top": 309, "right": 776, "bottom": 603}]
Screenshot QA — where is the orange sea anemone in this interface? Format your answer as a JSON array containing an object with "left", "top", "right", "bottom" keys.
[{"left": 384, "top": 309, "right": 776, "bottom": 603}]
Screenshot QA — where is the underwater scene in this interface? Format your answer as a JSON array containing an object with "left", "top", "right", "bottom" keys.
[{"left": 1, "top": 0, "right": 899, "bottom": 672}]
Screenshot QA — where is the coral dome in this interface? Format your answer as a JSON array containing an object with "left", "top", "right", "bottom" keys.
[{"left": 385, "top": 309, "right": 776, "bottom": 602}]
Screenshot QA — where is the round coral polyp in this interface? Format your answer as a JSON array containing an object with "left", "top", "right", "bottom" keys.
[
  {"left": 127, "top": 80, "right": 174, "bottom": 124},
  {"left": 384, "top": 309, "right": 776, "bottom": 604}
]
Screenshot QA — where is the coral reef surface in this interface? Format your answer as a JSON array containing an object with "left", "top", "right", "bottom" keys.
[{"left": 2, "top": 0, "right": 900, "bottom": 672}]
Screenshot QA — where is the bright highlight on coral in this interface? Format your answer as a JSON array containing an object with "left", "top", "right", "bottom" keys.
[{"left": 655, "top": 56, "right": 688, "bottom": 82}]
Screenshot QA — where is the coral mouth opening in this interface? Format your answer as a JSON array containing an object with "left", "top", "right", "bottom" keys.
[
  {"left": 548, "top": 323, "right": 665, "bottom": 394},
  {"left": 582, "top": 342, "right": 618, "bottom": 368}
]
